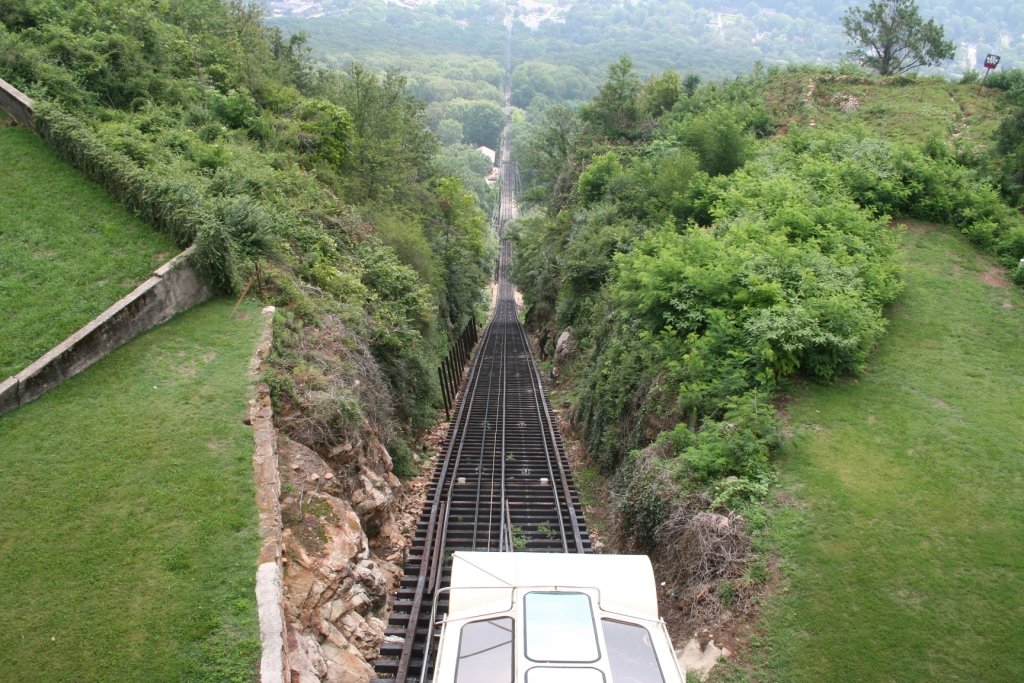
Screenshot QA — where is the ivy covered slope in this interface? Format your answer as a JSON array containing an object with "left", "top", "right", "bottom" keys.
[
  {"left": 511, "top": 60, "right": 1024, "bottom": 624},
  {"left": 0, "top": 1, "right": 494, "bottom": 460}
]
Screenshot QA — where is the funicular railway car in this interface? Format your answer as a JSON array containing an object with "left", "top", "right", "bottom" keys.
[{"left": 426, "top": 552, "right": 684, "bottom": 683}]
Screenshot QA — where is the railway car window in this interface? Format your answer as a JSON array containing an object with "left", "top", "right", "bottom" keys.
[
  {"left": 524, "top": 592, "right": 599, "bottom": 662},
  {"left": 526, "top": 666, "right": 605, "bottom": 683},
  {"left": 455, "top": 617, "right": 514, "bottom": 683},
  {"left": 600, "top": 619, "right": 665, "bottom": 683}
]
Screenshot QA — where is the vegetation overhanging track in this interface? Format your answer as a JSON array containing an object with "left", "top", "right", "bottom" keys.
[{"left": 374, "top": 27, "right": 589, "bottom": 682}]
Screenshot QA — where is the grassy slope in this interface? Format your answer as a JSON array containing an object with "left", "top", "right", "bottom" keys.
[
  {"left": 763, "top": 71, "right": 1004, "bottom": 153},
  {"left": 729, "top": 223, "right": 1024, "bottom": 681},
  {"left": 0, "top": 299, "right": 263, "bottom": 682},
  {"left": 0, "top": 125, "right": 175, "bottom": 377}
]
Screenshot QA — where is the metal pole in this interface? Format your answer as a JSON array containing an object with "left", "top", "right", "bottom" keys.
[{"left": 437, "top": 366, "right": 450, "bottom": 420}]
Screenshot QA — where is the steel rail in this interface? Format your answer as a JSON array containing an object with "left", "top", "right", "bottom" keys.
[{"left": 392, "top": 309, "right": 499, "bottom": 679}]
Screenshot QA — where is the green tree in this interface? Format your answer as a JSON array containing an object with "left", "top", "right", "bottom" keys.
[
  {"left": 447, "top": 99, "right": 503, "bottom": 149},
  {"left": 672, "top": 106, "right": 751, "bottom": 176},
  {"left": 515, "top": 104, "right": 580, "bottom": 208},
  {"left": 331, "top": 64, "right": 438, "bottom": 204},
  {"left": 640, "top": 70, "right": 683, "bottom": 120},
  {"left": 296, "top": 99, "right": 353, "bottom": 167},
  {"left": 841, "top": 0, "right": 955, "bottom": 76},
  {"left": 580, "top": 55, "right": 644, "bottom": 141},
  {"left": 435, "top": 118, "right": 464, "bottom": 146},
  {"left": 429, "top": 178, "right": 492, "bottom": 327}
]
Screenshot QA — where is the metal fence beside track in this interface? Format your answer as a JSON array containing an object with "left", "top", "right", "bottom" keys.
[{"left": 437, "top": 317, "right": 478, "bottom": 421}]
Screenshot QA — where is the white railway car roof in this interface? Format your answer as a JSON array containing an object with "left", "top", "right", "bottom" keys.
[{"left": 431, "top": 552, "right": 684, "bottom": 683}]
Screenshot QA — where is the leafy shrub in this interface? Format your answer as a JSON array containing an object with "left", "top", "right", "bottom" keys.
[
  {"left": 387, "top": 439, "right": 418, "bottom": 478},
  {"left": 615, "top": 447, "right": 673, "bottom": 552},
  {"left": 577, "top": 152, "right": 623, "bottom": 204},
  {"left": 984, "top": 68, "right": 1024, "bottom": 92},
  {"left": 669, "top": 106, "right": 752, "bottom": 176},
  {"left": 670, "top": 392, "right": 781, "bottom": 483},
  {"left": 296, "top": 99, "right": 353, "bottom": 167},
  {"left": 712, "top": 476, "right": 771, "bottom": 510},
  {"left": 33, "top": 102, "right": 205, "bottom": 248},
  {"left": 212, "top": 88, "right": 259, "bottom": 129},
  {"left": 536, "top": 119, "right": 909, "bottom": 504}
]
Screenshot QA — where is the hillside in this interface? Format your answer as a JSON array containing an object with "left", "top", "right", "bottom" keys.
[
  {"left": 721, "top": 220, "right": 1024, "bottom": 681},
  {"left": 0, "top": 125, "right": 175, "bottom": 377},
  {"left": 761, "top": 69, "right": 1005, "bottom": 152},
  {"left": 0, "top": 0, "right": 500, "bottom": 470},
  {"left": 1, "top": 2, "right": 495, "bottom": 679},
  {"left": 507, "top": 59, "right": 1024, "bottom": 678},
  {"left": 0, "top": 299, "right": 264, "bottom": 681},
  {"left": 711, "top": 75, "right": 1024, "bottom": 681}
]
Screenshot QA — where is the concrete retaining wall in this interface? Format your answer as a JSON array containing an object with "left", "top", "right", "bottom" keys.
[
  {"left": 0, "top": 75, "right": 213, "bottom": 416},
  {"left": 248, "top": 310, "right": 290, "bottom": 683},
  {"left": 0, "top": 248, "right": 211, "bottom": 416},
  {"left": 0, "top": 76, "right": 34, "bottom": 129}
]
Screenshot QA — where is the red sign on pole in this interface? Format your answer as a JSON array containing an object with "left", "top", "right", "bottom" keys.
[{"left": 984, "top": 54, "right": 1001, "bottom": 71}]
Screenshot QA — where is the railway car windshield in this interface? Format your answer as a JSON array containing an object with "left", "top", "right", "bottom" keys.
[{"left": 524, "top": 592, "right": 600, "bottom": 663}]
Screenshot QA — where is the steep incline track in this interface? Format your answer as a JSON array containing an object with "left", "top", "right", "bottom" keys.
[{"left": 374, "top": 58, "right": 589, "bottom": 682}]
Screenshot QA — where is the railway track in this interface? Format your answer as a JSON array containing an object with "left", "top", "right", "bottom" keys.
[{"left": 373, "top": 125, "right": 589, "bottom": 683}]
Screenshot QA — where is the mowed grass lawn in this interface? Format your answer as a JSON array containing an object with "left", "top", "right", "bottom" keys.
[
  {"left": 0, "top": 125, "right": 175, "bottom": 377},
  {"left": 0, "top": 299, "right": 263, "bottom": 682},
  {"left": 731, "top": 222, "right": 1024, "bottom": 682}
]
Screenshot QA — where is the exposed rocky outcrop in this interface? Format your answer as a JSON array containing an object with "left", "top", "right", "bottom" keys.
[
  {"left": 278, "top": 432, "right": 408, "bottom": 682},
  {"left": 555, "top": 329, "right": 574, "bottom": 359}
]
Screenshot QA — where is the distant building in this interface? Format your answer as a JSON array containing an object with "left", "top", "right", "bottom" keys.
[{"left": 476, "top": 145, "right": 496, "bottom": 165}]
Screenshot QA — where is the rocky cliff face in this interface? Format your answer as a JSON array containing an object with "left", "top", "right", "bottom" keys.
[{"left": 277, "top": 429, "right": 409, "bottom": 683}]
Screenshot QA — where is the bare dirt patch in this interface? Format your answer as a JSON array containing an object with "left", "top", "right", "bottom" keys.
[
  {"left": 980, "top": 265, "right": 1011, "bottom": 288},
  {"left": 833, "top": 94, "right": 861, "bottom": 111},
  {"left": 894, "top": 218, "right": 934, "bottom": 233}
]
